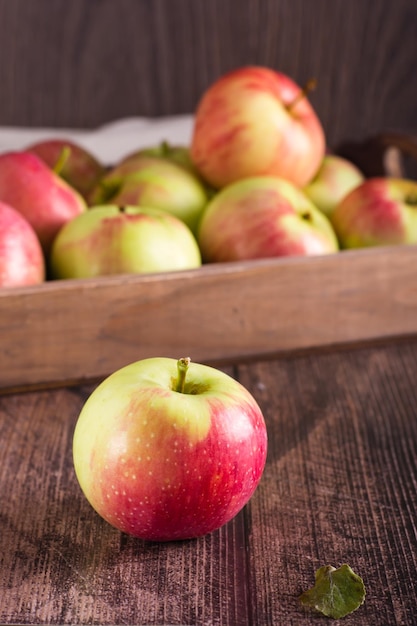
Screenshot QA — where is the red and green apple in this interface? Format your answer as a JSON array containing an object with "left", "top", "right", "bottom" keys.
[
  {"left": 72, "top": 356, "right": 268, "bottom": 541},
  {"left": 26, "top": 138, "right": 106, "bottom": 200},
  {"left": 330, "top": 177, "right": 417, "bottom": 248},
  {"left": 50, "top": 204, "right": 202, "bottom": 279},
  {"left": 198, "top": 176, "right": 339, "bottom": 262},
  {"left": 0, "top": 151, "right": 87, "bottom": 255},
  {"left": 191, "top": 66, "right": 325, "bottom": 189}
]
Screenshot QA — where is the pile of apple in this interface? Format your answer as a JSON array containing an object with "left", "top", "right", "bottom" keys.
[{"left": 2, "top": 65, "right": 417, "bottom": 288}]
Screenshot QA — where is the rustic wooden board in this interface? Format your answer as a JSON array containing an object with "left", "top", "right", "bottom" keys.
[
  {"left": 1, "top": 245, "right": 417, "bottom": 392},
  {"left": 1, "top": 340, "right": 416, "bottom": 624}
]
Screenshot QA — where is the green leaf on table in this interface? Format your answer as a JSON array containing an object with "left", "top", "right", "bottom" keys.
[{"left": 299, "top": 563, "right": 366, "bottom": 619}]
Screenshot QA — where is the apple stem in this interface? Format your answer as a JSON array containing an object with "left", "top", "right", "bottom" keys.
[
  {"left": 53, "top": 145, "right": 71, "bottom": 175},
  {"left": 176, "top": 357, "right": 191, "bottom": 393},
  {"left": 287, "top": 78, "right": 317, "bottom": 113},
  {"left": 160, "top": 140, "right": 171, "bottom": 156},
  {"left": 97, "top": 178, "right": 122, "bottom": 203}
]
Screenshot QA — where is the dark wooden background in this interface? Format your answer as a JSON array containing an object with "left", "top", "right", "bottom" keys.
[{"left": 0, "top": 0, "right": 416, "bottom": 149}]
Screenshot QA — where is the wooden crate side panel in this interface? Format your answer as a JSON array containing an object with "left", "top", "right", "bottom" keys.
[{"left": 1, "top": 247, "right": 417, "bottom": 390}]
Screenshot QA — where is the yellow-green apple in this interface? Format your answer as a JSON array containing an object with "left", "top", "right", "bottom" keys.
[
  {"left": 190, "top": 66, "right": 325, "bottom": 189},
  {"left": 124, "top": 141, "right": 196, "bottom": 175},
  {"left": 330, "top": 177, "right": 417, "bottom": 249},
  {"left": 0, "top": 201, "right": 45, "bottom": 287},
  {"left": 303, "top": 154, "right": 364, "bottom": 218},
  {"left": 26, "top": 138, "right": 106, "bottom": 200},
  {"left": 123, "top": 142, "right": 218, "bottom": 201},
  {"left": 50, "top": 205, "right": 202, "bottom": 279},
  {"left": 198, "top": 176, "right": 339, "bottom": 262},
  {"left": 89, "top": 154, "right": 209, "bottom": 235},
  {"left": 72, "top": 356, "right": 267, "bottom": 541},
  {"left": 0, "top": 151, "right": 87, "bottom": 255}
]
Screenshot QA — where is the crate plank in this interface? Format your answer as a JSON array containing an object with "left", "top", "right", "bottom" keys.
[{"left": 1, "top": 245, "right": 417, "bottom": 391}]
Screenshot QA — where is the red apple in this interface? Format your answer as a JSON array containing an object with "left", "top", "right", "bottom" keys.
[
  {"left": 191, "top": 66, "right": 325, "bottom": 189},
  {"left": 0, "top": 151, "right": 87, "bottom": 255},
  {"left": 26, "top": 138, "right": 106, "bottom": 200},
  {"left": 303, "top": 154, "right": 364, "bottom": 219},
  {"left": 89, "top": 154, "right": 209, "bottom": 235},
  {"left": 72, "top": 356, "right": 268, "bottom": 541},
  {"left": 198, "top": 176, "right": 339, "bottom": 262},
  {"left": 50, "top": 205, "right": 202, "bottom": 279},
  {"left": 0, "top": 201, "right": 45, "bottom": 287},
  {"left": 330, "top": 177, "right": 417, "bottom": 248}
]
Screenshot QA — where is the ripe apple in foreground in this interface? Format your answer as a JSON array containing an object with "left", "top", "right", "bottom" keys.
[
  {"left": 0, "top": 151, "right": 86, "bottom": 255},
  {"left": 89, "top": 154, "right": 209, "bottom": 235},
  {"left": 26, "top": 138, "right": 106, "bottom": 200},
  {"left": 191, "top": 65, "right": 325, "bottom": 189},
  {"left": 0, "top": 202, "right": 45, "bottom": 287},
  {"left": 73, "top": 357, "right": 268, "bottom": 541},
  {"left": 303, "top": 154, "right": 364, "bottom": 219},
  {"left": 330, "top": 177, "right": 417, "bottom": 249},
  {"left": 198, "top": 176, "right": 339, "bottom": 262},
  {"left": 50, "top": 205, "right": 202, "bottom": 279}
]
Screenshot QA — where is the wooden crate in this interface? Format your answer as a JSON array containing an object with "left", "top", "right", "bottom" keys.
[
  {"left": 1, "top": 131, "right": 416, "bottom": 394},
  {"left": 2, "top": 243, "right": 417, "bottom": 393}
]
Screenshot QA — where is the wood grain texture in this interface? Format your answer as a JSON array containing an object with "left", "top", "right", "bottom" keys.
[
  {"left": 2, "top": 245, "right": 417, "bottom": 392},
  {"left": 238, "top": 344, "right": 417, "bottom": 625},
  {"left": 1, "top": 341, "right": 416, "bottom": 624},
  {"left": 0, "top": 0, "right": 415, "bottom": 147}
]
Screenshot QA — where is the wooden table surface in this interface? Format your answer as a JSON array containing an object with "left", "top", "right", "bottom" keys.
[{"left": 1, "top": 338, "right": 416, "bottom": 625}]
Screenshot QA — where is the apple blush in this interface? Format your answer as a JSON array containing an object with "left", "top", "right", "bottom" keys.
[
  {"left": 73, "top": 357, "right": 268, "bottom": 542},
  {"left": 330, "top": 177, "right": 417, "bottom": 248},
  {"left": 0, "top": 201, "right": 45, "bottom": 287},
  {"left": 0, "top": 150, "right": 87, "bottom": 255}
]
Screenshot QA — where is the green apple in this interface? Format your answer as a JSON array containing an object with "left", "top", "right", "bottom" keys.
[
  {"left": 89, "top": 154, "right": 209, "bottom": 235},
  {"left": 124, "top": 141, "right": 197, "bottom": 175},
  {"left": 50, "top": 205, "right": 201, "bottom": 279},
  {"left": 303, "top": 154, "right": 364, "bottom": 218},
  {"left": 72, "top": 356, "right": 268, "bottom": 541},
  {"left": 123, "top": 142, "right": 218, "bottom": 200}
]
